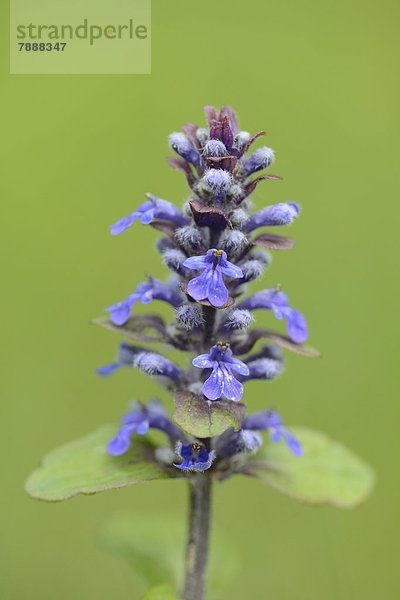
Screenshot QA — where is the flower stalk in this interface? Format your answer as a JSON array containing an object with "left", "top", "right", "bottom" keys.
[{"left": 183, "top": 475, "right": 213, "bottom": 600}]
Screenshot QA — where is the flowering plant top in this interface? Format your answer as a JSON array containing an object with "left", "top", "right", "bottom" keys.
[{"left": 25, "top": 105, "right": 374, "bottom": 600}]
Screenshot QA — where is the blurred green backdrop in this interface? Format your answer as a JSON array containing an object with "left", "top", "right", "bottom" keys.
[{"left": 1, "top": 0, "right": 399, "bottom": 598}]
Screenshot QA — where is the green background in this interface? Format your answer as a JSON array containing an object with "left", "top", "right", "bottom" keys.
[{"left": 1, "top": 0, "right": 399, "bottom": 598}]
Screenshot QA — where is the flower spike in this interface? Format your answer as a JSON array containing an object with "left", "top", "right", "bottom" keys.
[{"left": 96, "top": 105, "right": 315, "bottom": 478}]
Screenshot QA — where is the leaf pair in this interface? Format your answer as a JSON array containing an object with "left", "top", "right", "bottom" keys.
[{"left": 25, "top": 423, "right": 374, "bottom": 509}]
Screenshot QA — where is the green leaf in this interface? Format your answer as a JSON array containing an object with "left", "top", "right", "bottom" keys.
[
  {"left": 25, "top": 426, "right": 173, "bottom": 502},
  {"left": 101, "top": 512, "right": 239, "bottom": 599},
  {"left": 142, "top": 585, "right": 180, "bottom": 600},
  {"left": 173, "top": 391, "right": 245, "bottom": 438},
  {"left": 245, "top": 427, "right": 375, "bottom": 508},
  {"left": 92, "top": 314, "right": 169, "bottom": 343}
]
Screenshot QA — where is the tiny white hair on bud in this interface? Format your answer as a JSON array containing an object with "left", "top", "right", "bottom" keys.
[
  {"left": 176, "top": 304, "right": 204, "bottom": 330},
  {"left": 258, "top": 146, "right": 275, "bottom": 165},
  {"left": 202, "top": 139, "right": 227, "bottom": 157},
  {"left": 168, "top": 131, "right": 189, "bottom": 151},
  {"left": 242, "top": 146, "right": 276, "bottom": 175},
  {"left": 203, "top": 168, "right": 232, "bottom": 191},
  {"left": 224, "top": 308, "right": 254, "bottom": 330},
  {"left": 241, "top": 430, "right": 263, "bottom": 453},
  {"left": 175, "top": 225, "right": 203, "bottom": 252},
  {"left": 233, "top": 131, "right": 251, "bottom": 151},
  {"left": 228, "top": 183, "right": 245, "bottom": 202},
  {"left": 133, "top": 352, "right": 164, "bottom": 375},
  {"left": 240, "top": 259, "right": 266, "bottom": 281},
  {"left": 163, "top": 248, "right": 186, "bottom": 272},
  {"left": 248, "top": 357, "right": 284, "bottom": 380},
  {"left": 156, "top": 237, "right": 176, "bottom": 254},
  {"left": 250, "top": 250, "right": 271, "bottom": 265},
  {"left": 196, "top": 128, "right": 209, "bottom": 146},
  {"left": 221, "top": 230, "right": 249, "bottom": 254},
  {"left": 229, "top": 208, "right": 249, "bottom": 228}
]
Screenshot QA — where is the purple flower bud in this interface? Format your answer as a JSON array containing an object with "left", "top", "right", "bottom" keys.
[
  {"left": 246, "top": 357, "right": 283, "bottom": 380},
  {"left": 224, "top": 308, "right": 253, "bottom": 330},
  {"left": 242, "top": 345, "right": 284, "bottom": 381},
  {"left": 243, "top": 409, "right": 303, "bottom": 456},
  {"left": 221, "top": 230, "right": 249, "bottom": 255},
  {"left": 203, "top": 169, "right": 232, "bottom": 202},
  {"left": 233, "top": 131, "right": 251, "bottom": 152},
  {"left": 110, "top": 196, "right": 188, "bottom": 235},
  {"left": 251, "top": 249, "right": 270, "bottom": 264},
  {"left": 237, "top": 258, "right": 266, "bottom": 283},
  {"left": 242, "top": 429, "right": 263, "bottom": 452},
  {"left": 98, "top": 344, "right": 182, "bottom": 383},
  {"left": 162, "top": 248, "right": 188, "bottom": 276},
  {"left": 133, "top": 350, "right": 182, "bottom": 381},
  {"left": 239, "top": 288, "right": 308, "bottom": 343},
  {"left": 169, "top": 132, "right": 201, "bottom": 167},
  {"left": 245, "top": 202, "right": 300, "bottom": 233},
  {"left": 242, "top": 146, "right": 275, "bottom": 175},
  {"left": 192, "top": 342, "right": 249, "bottom": 402},
  {"left": 174, "top": 441, "right": 215, "bottom": 472},
  {"left": 202, "top": 139, "right": 228, "bottom": 157},
  {"left": 216, "top": 428, "right": 263, "bottom": 458},
  {"left": 108, "top": 400, "right": 180, "bottom": 456},
  {"left": 229, "top": 208, "right": 249, "bottom": 228},
  {"left": 195, "top": 128, "right": 209, "bottom": 146},
  {"left": 228, "top": 183, "right": 245, "bottom": 203},
  {"left": 183, "top": 249, "right": 243, "bottom": 308},
  {"left": 174, "top": 225, "right": 204, "bottom": 253},
  {"left": 156, "top": 237, "right": 176, "bottom": 254},
  {"left": 176, "top": 304, "right": 204, "bottom": 330}
]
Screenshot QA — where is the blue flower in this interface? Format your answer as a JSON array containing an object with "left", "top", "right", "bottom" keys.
[
  {"left": 243, "top": 409, "right": 303, "bottom": 456},
  {"left": 244, "top": 202, "right": 300, "bottom": 233},
  {"left": 97, "top": 343, "right": 182, "bottom": 383},
  {"left": 110, "top": 195, "right": 188, "bottom": 235},
  {"left": 108, "top": 400, "right": 180, "bottom": 456},
  {"left": 239, "top": 287, "right": 308, "bottom": 343},
  {"left": 106, "top": 277, "right": 182, "bottom": 326},
  {"left": 192, "top": 342, "right": 249, "bottom": 402},
  {"left": 242, "top": 146, "right": 275, "bottom": 175},
  {"left": 174, "top": 441, "right": 215, "bottom": 472},
  {"left": 183, "top": 249, "right": 243, "bottom": 307}
]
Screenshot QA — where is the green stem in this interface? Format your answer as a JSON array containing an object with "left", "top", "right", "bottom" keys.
[{"left": 182, "top": 475, "right": 213, "bottom": 600}]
